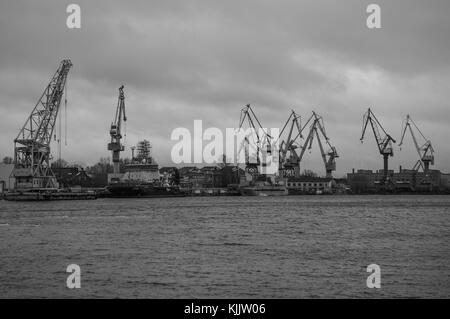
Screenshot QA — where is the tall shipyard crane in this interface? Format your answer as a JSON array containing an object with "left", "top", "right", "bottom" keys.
[
  {"left": 360, "top": 108, "right": 396, "bottom": 184},
  {"left": 12, "top": 59, "right": 72, "bottom": 190},
  {"left": 297, "top": 111, "right": 339, "bottom": 178},
  {"left": 278, "top": 110, "right": 303, "bottom": 177},
  {"left": 237, "top": 104, "right": 272, "bottom": 176},
  {"left": 107, "top": 85, "right": 127, "bottom": 176},
  {"left": 399, "top": 114, "right": 434, "bottom": 173}
]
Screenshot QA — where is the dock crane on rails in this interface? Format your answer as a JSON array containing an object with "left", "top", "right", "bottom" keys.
[
  {"left": 107, "top": 85, "right": 127, "bottom": 179},
  {"left": 237, "top": 104, "right": 273, "bottom": 176},
  {"left": 399, "top": 114, "right": 434, "bottom": 173},
  {"left": 360, "top": 108, "right": 396, "bottom": 185},
  {"left": 12, "top": 59, "right": 72, "bottom": 190},
  {"left": 278, "top": 110, "right": 303, "bottom": 177},
  {"left": 297, "top": 111, "right": 339, "bottom": 178}
]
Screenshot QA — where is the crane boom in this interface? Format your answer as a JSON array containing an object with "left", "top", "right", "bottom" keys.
[
  {"left": 12, "top": 59, "right": 72, "bottom": 190},
  {"left": 107, "top": 85, "right": 127, "bottom": 175},
  {"left": 238, "top": 104, "right": 272, "bottom": 175},
  {"left": 360, "top": 108, "right": 396, "bottom": 184},
  {"left": 278, "top": 110, "right": 303, "bottom": 177},
  {"left": 361, "top": 108, "right": 395, "bottom": 155},
  {"left": 399, "top": 114, "right": 434, "bottom": 172},
  {"left": 298, "top": 111, "right": 338, "bottom": 178}
]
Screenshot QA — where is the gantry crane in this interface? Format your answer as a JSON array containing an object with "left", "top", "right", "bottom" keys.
[
  {"left": 278, "top": 110, "right": 303, "bottom": 177},
  {"left": 107, "top": 85, "right": 127, "bottom": 176},
  {"left": 399, "top": 114, "right": 434, "bottom": 173},
  {"left": 360, "top": 108, "right": 396, "bottom": 185},
  {"left": 237, "top": 104, "right": 272, "bottom": 176},
  {"left": 297, "top": 111, "right": 338, "bottom": 178},
  {"left": 12, "top": 59, "right": 72, "bottom": 190}
]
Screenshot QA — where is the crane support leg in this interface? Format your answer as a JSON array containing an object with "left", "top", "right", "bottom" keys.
[{"left": 383, "top": 154, "right": 389, "bottom": 184}]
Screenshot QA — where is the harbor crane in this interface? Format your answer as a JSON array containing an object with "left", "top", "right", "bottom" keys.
[
  {"left": 278, "top": 110, "right": 303, "bottom": 177},
  {"left": 399, "top": 114, "right": 434, "bottom": 173},
  {"left": 297, "top": 111, "right": 338, "bottom": 178},
  {"left": 237, "top": 104, "right": 272, "bottom": 176},
  {"left": 107, "top": 85, "right": 127, "bottom": 176},
  {"left": 360, "top": 108, "right": 396, "bottom": 185},
  {"left": 12, "top": 59, "right": 72, "bottom": 190}
]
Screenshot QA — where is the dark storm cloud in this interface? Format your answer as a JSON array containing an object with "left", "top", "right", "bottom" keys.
[{"left": 0, "top": 0, "right": 449, "bottom": 174}]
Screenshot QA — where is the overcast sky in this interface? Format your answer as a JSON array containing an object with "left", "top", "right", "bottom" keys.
[{"left": 0, "top": 0, "right": 449, "bottom": 176}]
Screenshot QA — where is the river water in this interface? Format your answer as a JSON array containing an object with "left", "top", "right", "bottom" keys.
[{"left": 0, "top": 195, "right": 449, "bottom": 298}]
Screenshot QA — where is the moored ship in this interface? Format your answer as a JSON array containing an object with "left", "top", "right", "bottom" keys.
[
  {"left": 106, "top": 140, "right": 186, "bottom": 198},
  {"left": 239, "top": 174, "right": 288, "bottom": 196},
  {"left": 239, "top": 185, "right": 288, "bottom": 196},
  {"left": 107, "top": 181, "right": 185, "bottom": 198}
]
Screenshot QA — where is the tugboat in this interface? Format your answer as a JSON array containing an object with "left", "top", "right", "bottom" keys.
[{"left": 106, "top": 140, "right": 186, "bottom": 198}]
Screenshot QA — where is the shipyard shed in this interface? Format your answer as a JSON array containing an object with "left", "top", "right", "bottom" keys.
[
  {"left": 0, "top": 164, "right": 14, "bottom": 192},
  {"left": 347, "top": 167, "right": 449, "bottom": 193},
  {"left": 286, "top": 176, "right": 336, "bottom": 194}
]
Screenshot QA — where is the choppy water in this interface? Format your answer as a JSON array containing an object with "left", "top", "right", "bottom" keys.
[{"left": 0, "top": 195, "right": 449, "bottom": 298}]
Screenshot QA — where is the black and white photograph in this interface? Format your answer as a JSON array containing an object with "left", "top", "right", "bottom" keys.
[{"left": 0, "top": 0, "right": 449, "bottom": 306}]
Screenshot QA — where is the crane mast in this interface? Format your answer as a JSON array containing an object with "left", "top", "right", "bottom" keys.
[
  {"left": 360, "top": 108, "right": 396, "bottom": 185},
  {"left": 297, "top": 111, "right": 338, "bottom": 178},
  {"left": 399, "top": 114, "right": 434, "bottom": 173},
  {"left": 12, "top": 59, "right": 72, "bottom": 190},
  {"left": 108, "top": 85, "right": 127, "bottom": 176}
]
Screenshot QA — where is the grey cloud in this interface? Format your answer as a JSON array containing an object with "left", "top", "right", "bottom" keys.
[{"left": 0, "top": 0, "right": 449, "bottom": 175}]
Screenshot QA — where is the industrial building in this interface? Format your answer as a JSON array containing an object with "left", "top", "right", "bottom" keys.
[
  {"left": 52, "top": 167, "right": 92, "bottom": 188},
  {"left": 0, "top": 163, "right": 14, "bottom": 193},
  {"left": 178, "top": 166, "right": 244, "bottom": 190},
  {"left": 347, "top": 167, "right": 450, "bottom": 193},
  {"left": 286, "top": 176, "right": 336, "bottom": 194}
]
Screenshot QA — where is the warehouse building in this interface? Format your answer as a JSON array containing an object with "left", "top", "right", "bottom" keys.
[
  {"left": 347, "top": 167, "right": 449, "bottom": 193},
  {"left": 0, "top": 163, "right": 14, "bottom": 192}
]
